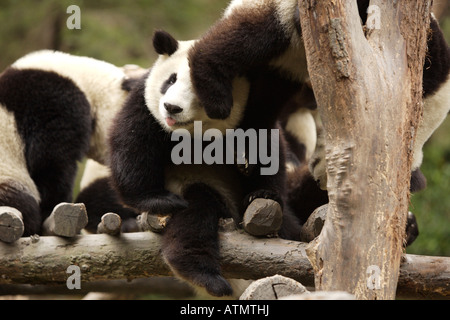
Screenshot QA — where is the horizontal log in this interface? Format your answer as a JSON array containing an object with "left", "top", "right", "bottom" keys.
[
  {"left": 0, "top": 278, "right": 195, "bottom": 298},
  {"left": 0, "top": 231, "right": 448, "bottom": 299}
]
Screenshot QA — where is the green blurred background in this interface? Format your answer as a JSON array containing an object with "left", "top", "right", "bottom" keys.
[{"left": 0, "top": 1, "right": 448, "bottom": 256}]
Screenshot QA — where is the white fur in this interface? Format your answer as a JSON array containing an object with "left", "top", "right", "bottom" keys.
[
  {"left": 0, "top": 105, "right": 40, "bottom": 202},
  {"left": 13, "top": 50, "right": 129, "bottom": 164},
  {"left": 413, "top": 77, "right": 450, "bottom": 170},
  {"left": 285, "top": 108, "right": 317, "bottom": 161},
  {"left": 225, "top": 0, "right": 297, "bottom": 28},
  {"left": 80, "top": 159, "right": 111, "bottom": 190},
  {"left": 145, "top": 40, "right": 250, "bottom": 134}
]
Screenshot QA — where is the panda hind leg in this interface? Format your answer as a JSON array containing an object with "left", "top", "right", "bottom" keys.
[
  {"left": 0, "top": 182, "right": 40, "bottom": 241},
  {"left": 161, "top": 183, "right": 232, "bottom": 297}
]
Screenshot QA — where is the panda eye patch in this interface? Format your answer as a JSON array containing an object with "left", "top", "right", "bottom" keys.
[{"left": 161, "top": 73, "right": 177, "bottom": 94}]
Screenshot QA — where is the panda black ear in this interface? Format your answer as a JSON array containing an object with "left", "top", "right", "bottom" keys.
[{"left": 153, "top": 30, "right": 179, "bottom": 56}]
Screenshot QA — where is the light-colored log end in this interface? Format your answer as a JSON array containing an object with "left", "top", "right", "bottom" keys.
[
  {"left": 42, "top": 203, "right": 88, "bottom": 237},
  {"left": 0, "top": 207, "right": 24, "bottom": 243},
  {"left": 243, "top": 198, "right": 283, "bottom": 237},
  {"left": 137, "top": 212, "right": 170, "bottom": 233},
  {"left": 240, "top": 275, "right": 309, "bottom": 300},
  {"left": 97, "top": 213, "right": 122, "bottom": 236}
]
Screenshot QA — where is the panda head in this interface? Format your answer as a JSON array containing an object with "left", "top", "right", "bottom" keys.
[{"left": 145, "top": 30, "right": 250, "bottom": 134}]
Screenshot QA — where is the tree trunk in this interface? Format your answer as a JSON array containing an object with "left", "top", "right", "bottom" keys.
[{"left": 298, "top": 0, "right": 431, "bottom": 299}]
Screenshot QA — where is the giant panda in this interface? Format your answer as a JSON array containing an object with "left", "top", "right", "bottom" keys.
[
  {"left": 108, "top": 30, "right": 304, "bottom": 297},
  {"left": 189, "top": 0, "right": 450, "bottom": 232},
  {"left": 0, "top": 50, "right": 134, "bottom": 242}
]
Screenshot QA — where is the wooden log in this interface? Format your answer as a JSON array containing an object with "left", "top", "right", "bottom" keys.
[
  {"left": 281, "top": 291, "right": 355, "bottom": 300},
  {"left": 0, "top": 277, "right": 195, "bottom": 298},
  {"left": 0, "top": 231, "right": 311, "bottom": 286},
  {"left": 0, "top": 231, "right": 447, "bottom": 298},
  {"left": 0, "top": 207, "right": 24, "bottom": 243},
  {"left": 300, "top": 204, "right": 327, "bottom": 243},
  {"left": 240, "top": 275, "right": 309, "bottom": 300},
  {"left": 397, "top": 254, "right": 450, "bottom": 299},
  {"left": 137, "top": 212, "right": 170, "bottom": 233},
  {"left": 97, "top": 213, "right": 122, "bottom": 236},
  {"left": 42, "top": 203, "right": 88, "bottom": 237},
  {"left": 242, "top": 199, "right": 283, "bottom": 237}
]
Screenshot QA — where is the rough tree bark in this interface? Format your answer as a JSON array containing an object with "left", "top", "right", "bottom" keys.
[{"left": 298, "top": 0, "right": 431, "bottom": 299}]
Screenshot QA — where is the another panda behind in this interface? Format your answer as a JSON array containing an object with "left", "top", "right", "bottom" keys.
[
  {"left": 108, "top": 30, "right": 304, "bottom": 297},
  {"left": 0, "top": 50, "right": 133, "bottom": 242},
  {"left": 76, "top": 159, "right": 140, "bottom": 234}
]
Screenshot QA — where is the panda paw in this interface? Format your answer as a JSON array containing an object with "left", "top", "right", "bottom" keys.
[
  {"left": 203, "top": 94, "right": 233, "bottom": 120},
  {"left": 143, "top": 192, "right": 189, "bottom": 215},
  {"left": 405, "top": 211, "right": 419, "bottom": 247}
]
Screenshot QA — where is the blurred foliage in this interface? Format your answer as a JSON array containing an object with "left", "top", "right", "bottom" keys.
[
  {"left": 0, "top": 0, "right": 229, "bottom": 69},
  {"left": 0, "top": 1, "right": 448, "bottom": 256},
  {"left": 408, "top": 118, "right": 450, "bottom": 256}
]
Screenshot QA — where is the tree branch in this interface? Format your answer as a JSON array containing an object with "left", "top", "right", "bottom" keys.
[{"left": 0, "top": 232, "right": 448, "bottom": 299}]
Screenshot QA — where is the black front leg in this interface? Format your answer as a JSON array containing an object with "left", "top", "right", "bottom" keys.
[
  {"left": 189, "top": 5, "right": 291, "bottom": 119},
  {"left": 240, "top": 128, "right": 287, "bottom": 210},
  {"left": 108, "top": 81, "right": 188, "bottom": 214}
]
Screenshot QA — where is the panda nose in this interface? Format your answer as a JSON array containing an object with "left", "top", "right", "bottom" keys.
[{"left": 164, "top": 103, "right": 183, "bottom": 115}]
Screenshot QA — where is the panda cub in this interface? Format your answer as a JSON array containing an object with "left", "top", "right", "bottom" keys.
[
  {"left": 0, "top": 50, "right": 133, "bottom": 242},
  {"left": 190, "top": 0, "right": 450, "bottom": 193},
  {"left": 108, "top": 30, "right": 303, "bottom": 297}
]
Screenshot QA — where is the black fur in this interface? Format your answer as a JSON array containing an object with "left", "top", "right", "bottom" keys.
[
  {"left": 108, "top": 78, "right": 188, "bottom": 214},
  {"left": 423, "top": 18, "right": 450, "bottom": 98},
  {"left": 122, "top": 77, "right": 141, "bottom": 92},
  {"left": 410, "top": 168, "right": 427, "bottom": 193},
  {"left": 189, "top": 5, "right": 291, "bottom": 119},
  {"left": 405, "top": 211, "right": 419, "bottom": 247},
  {"left": 153, "top": 30, "right": 179, "bottom": 56},
  {"left": 0, "top": 182, "right": 41, "bottom": 236},
  {"left": 287, "top": 165, "right": 329, "bottom": 225},
  {"left": 108, "top": 29, "right": 307, "bottom": 295},
  {"left": 0, "top": 68, "right": 92, "bottom": 233},
  {"left": 161, "top": 183, "right": 232, "bottom": 297},
  {"left": 75, "top": 177, "right": 139, "bottom": 233},
  {"left": 109, "top": 76, "right": 235, "bottom": 296},
  {"left": 235, "top": 67, "right": 307, "bottom": 212},
  {"left": 160, "top": 73, "right": 177, "bottom": 95},
  {"left": 187, "top": 0, "right": 444, "bottom": 248}
]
